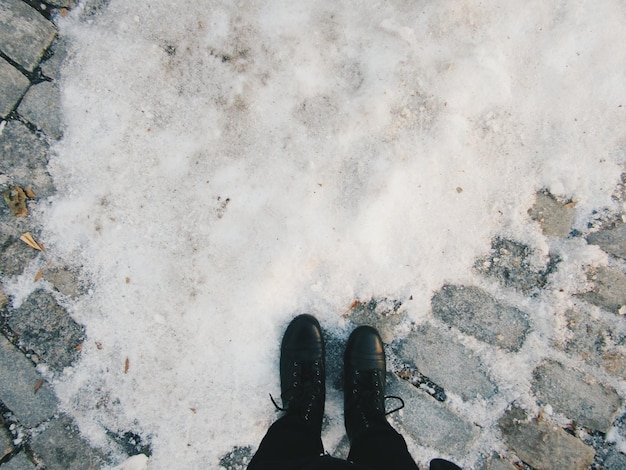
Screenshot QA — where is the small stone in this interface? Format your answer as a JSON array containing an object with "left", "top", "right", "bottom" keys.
[
  {"left": 587, "top": 221, "right": 626, "bottom": 259},
  {"left": 30, "top": 415, "right": 107, "bottom": 470},
  {"left": 387, "top": 375, "right": 479, "bottom": 458},
  {"left": 0, "top": 0, "right": 57, "bottom": 71},
  {"left": 578, "top": 266, "right": 626, "bottom": 314},
  {"left": 18, "top": 81, "right": 63, "bottom": 139},
  {"left": 531, "top": 360, "right": 621, "bottom": 432},
  {"left": 0, "top": 335, "right": 58, "bottom": 428},
  {"left": 0, "top": 57, "right": 30, "bottom": 118},
  {"left": 499, "top": 406, "right": 595, "bottom": 470},
  {"left": 0, "top": 452, "right": 36, "bottom": 470},
  {"left": 431, "top": 285, "right": 530, "bottom": 352},
  {"left": 9, "top": 290, "right": 85, "bottom": 373},
  {"left": 398, "top": 324, "right": 497, "bottom": 400},
  {"left": 528, "top": 191, "right": 576, "bottom": 238},
  {"left": 218, "top": 446, "right": 253, "bottom": 470}
]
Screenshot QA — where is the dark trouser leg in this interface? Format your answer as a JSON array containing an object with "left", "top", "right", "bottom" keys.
[
  {"left": 247, "top": 413, "right": 324, "bottom": 470},
  {"left": 430, "top": 458, "right": 462, "bottom": 470},
  {"left": 347, "top": 420, "right": 419, "bottom": 470}
]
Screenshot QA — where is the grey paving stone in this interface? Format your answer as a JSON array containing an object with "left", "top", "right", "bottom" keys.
[
  {"left": 30, "top": 415, "right": 107, "bottom": 470},
  {"left": 397, "top": 324, "right": 497, "bottom": 401},
  {"left": 431, "top": 285, "right": 530, "bottom": 352},
  {"left": 0, "top": 335, "right": 58, "bottom": 428},
  {"left": 474, "top": 238, "right": 559, "bottom": 294},
  {"left": 531, "top": 360, "right": 621, "bottom": 432},
  {"left": 578, "top": 266, "right": 626, "bottom": 314},
  {"left": 44, "top": 266, "right": 83, "bottom": 299},
  {"left": 499, "top": 406, "right": 595, "bottom": 470},
  {"left": 1, "top": 425, "right": 12, "bottom": 460},
  {"left": 41, "top": 37, "right": 68, "bottom": 82},
  {"left": 528, "top": 190, "right": 576, "bottom": 238},
  {"left": 0, "top": 236, "right": 39, "bottom": 277},
  {"left": 18, "top": 81, "right": 63, "bottom": 139},
  {"left": 0, "top": 0, "right": 57, "bottom": 72},
  {"left": 0, "top": 57, "right": 30, "bottom": 119},
  {"left": 587, "top": 220, "right": 626, "bottom": 260},
  {"left": 387, "top": 375, "right": 479, "bottom": 458},
  {"left": 9, "top": 290, "right": 84, "bottom": 373},
  {"left": 0, "top": 121, "right": 54, "bottom": 198},
  {"left": 482, "top": 453, "right": 517, "bottom": 470},
  {"left": 45, "top": 0, "right": 72, "bottom": 7},
  {"left": 554, "top": 309, "right": 626, "bottom": 379},
  {"left": 0, "top": 452, "right": 36, "bottom": 470}
]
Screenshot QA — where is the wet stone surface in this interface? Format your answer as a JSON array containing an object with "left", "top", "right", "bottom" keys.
[
  {"left": 0, "top": 58, "right": 29, "bottom": 119},
  {"left": 587, "top": 219, "right": 626, "bottom": 260},
  {"left": 528, "top": 190, "right": 577, "bottom": 238}
]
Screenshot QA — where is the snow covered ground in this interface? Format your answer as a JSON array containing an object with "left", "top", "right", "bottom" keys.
[{"left": 21, "top": 0, "right": 626, "bottom": 467}]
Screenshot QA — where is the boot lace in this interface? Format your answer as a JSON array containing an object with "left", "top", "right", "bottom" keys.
[
  {"left": 350, "top": 370, "right": 405, "bottom": 429},
  {"left": 271, "top": 360, "right": 323, "bottom": 422}
]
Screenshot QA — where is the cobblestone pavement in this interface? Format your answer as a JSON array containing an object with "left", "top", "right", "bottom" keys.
[{"left": 1, "top": 1, "right": 626, "bottom": 469}]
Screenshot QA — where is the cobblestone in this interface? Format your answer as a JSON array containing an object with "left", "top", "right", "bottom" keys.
[
  {"left": 554, "top": 309, "right": 626, "bottom": 379},
  {"left": 531, "top": 360, "right": 621, "bottom": 432},
  {"left": 18, "top": 81, "right": 63, "bottom": 139},
  {"left": 30, "top": 415, "right": 107, "bottom": 470},
  {"left": 0, "top": 121, "right": 54, "bottom": 198},
  {"left": 482, "top": 453, "right": 516, "bottom": 470},
  {"left": 0, "top": 335, "right": 57, "bottom": 428},
  {"left": 474, "top": 237, "right": 559, "bottom": 295},
  {"left": 0, "top": 452, "right": 35, "bottom": 470},
  {"left": 499, "top": 406, "right": 596, "bottom": 470},
  {"left": 1, "top": 426, "right": 12, "bottom": 460},
  {"left": 528, "top": 190, "right": 577, "bottom": 238},
  {"left": 388, "top": 375, "right": 479, "bottom": 459},
  {"left": 9, "top": 290, "right": 84, "bottom": 374},
  {"left": 431, "top": 285, "right": 530, "bottom": 352},
  {"left": 397, "top": 323, "right": 497, "bottom": 401},
  {"left": 587, "top": 219, "right": 626, "bottom": 259},
  {"left": 0, "top": 58, "right": 29, "bottom": 119},
  {"left": 578, "top": 266, "right": 626, "bottom": 314},
  {"left": 0, "top": 0, "right": 57, "bottom": 72}
]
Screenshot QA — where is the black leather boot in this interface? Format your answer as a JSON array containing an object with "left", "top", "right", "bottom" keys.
[
  {"left": 344, "top": 325, "right": 402, "bottom": 443},
  {"left": 275, "top": 314, "right": 325, "bottom": 434}
]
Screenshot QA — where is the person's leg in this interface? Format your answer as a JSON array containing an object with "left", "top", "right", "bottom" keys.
[
  {"left": 343, "top": 326, "right": 419, "bottom": 470},
  {"left": 247, "top": 413, "right": 323, "bottom": 469},
  {"left": 429, "top": 458, "right": 462, "bottom": 470},
  {"left": 248, "top": 314, "right": 326, "bottom": 470}
]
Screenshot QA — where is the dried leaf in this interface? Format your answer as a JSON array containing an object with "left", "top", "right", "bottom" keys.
[
  {"left": 34, "top": 268, "right": 45, "bottom": 283},
  {"left": 190, "top": 407, "right": 197, "bottom": 414},
  {"left": 20, "top": 232, "right": 43, "bottom": 251},
  {"left": 75, "top": 344, "right": 83, "bottom": 351},
  {"left": 25, "top": 187, "right": 36, "bottom": 198},
  {"left": 125, "top": 357, "right": 130, "bottom": 374},
  {"left": 34, "top": 379, "right": 44, "bottom": 394},
  {"left": 563, "top": 201, "right": 578, "bottom": 208},
  {"left": 95, "top": 341, "right": 103, "bottom": 350},
  {"left": 125, "top": 277, "right": 131, "bottom": 284}
]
